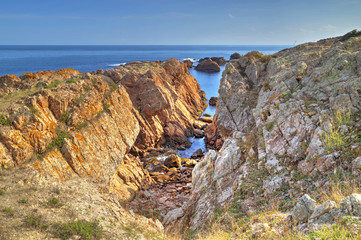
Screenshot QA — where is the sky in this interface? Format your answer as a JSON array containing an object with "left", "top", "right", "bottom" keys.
[{"left": 0, "top": 0, "right": 360, "bottom": 45}]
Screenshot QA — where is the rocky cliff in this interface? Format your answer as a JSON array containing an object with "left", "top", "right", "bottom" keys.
[
  {"left": 170, "top": 32, "right": 361, "bottom": 237},
  {"left": 0, "top": 58, "right": 206, "bottom": 202}
]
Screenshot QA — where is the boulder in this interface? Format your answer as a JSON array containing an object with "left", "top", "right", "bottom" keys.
[
  {"left": 193, "top": 120, "right": 208, "bottom": 130},
  {"left": 211, "top": 57, "right": 226, "bottom": 65},
  {"left": 230, "top": 52, "right": 241, "bottom": 60},
  {"left": 191, "top": 149, "right": 204, "bottom": 159},
  {"left": 209, "top": 97, "right": 218, "bottom": 106},
  {"left": 183, "top": 59, "right": 193, "bottom": 68},
  {"left": 182, "top": 158, "right": 198, "bottom": 167},
  {"left": 164, "top": 154, "right": 182, "bottom": 168},
  {"left": 291, "top": 194, "right": 316, "bottom": 223},
  {"left": 194, "top": 129, "right": 204, "bottom": 138},
  {"left": 195, "top": 59, "right": 220, "bottom": 73},
  {"left": 199, "top": 117, "right": 213, "bottom": 123},
  {"left": 164, "top": 122, "right": 192, "bottom": 148}
]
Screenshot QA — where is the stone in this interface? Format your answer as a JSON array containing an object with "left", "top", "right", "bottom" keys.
[
  {"left": 194, "top": 129, "right": 204, "bottom": 138},
  {"left": 209, "top": 97, "right": 218, "bottom": 106},
  {"left": 164, "top": 154, "right": 182, "bottom": 168},
  {"left": 193, "top": 120, "right": 208, "bottom": 130},
  {"left": 291, "top": 194, "right": 316, "bottom": 223},
  {"left": 199, "top": 117, "right": 213, "bottom": 123},
  {"left": 195, "top": 59, "right": 220, "bottom": 73},
  {"left": 181, "top": 158, "right": 198, "bottom": 167},
  {"left": 352, "top": 157, "right": 361, "bottom": 174},
  {"left": 211, "top": 57, "right": 226, "bottom": 66},
  {"left": 230, "top": 52, "right": 241, "bottom": 60},
  {"left": 183, "top": 59, "right": 193, "bottom": 68},
  {"left": 163, "top": 208, "right": 184, "bottom": 225},
  {"left": 154, "top": 174, "right": 170, "bottom": 183},
  {"left": 191, "top": 149, "right": 204, "bottom": 159}
]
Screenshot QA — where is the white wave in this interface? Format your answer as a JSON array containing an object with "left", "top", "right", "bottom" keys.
[
  {"left": 182, "top": 58, "right": 199, "bottom": 63},
  {"left": 108, "top": 63, "right": 126, "bottom": 67}
]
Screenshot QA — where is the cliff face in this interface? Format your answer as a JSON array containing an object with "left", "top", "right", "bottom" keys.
[
  {"left": 173, "top": 34, "right": 361, "bottom": 232},
  {"left": 0, "top": 58, "right": 206, "bottom": 201}
]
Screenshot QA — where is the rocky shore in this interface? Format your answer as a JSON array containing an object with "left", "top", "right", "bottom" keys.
[{"left": 1, "top": 31, "right": 361, "bottom": 240}]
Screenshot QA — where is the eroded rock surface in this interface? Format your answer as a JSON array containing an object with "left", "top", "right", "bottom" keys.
[{"left": 175, "top": 33, "right": 361, "bottom": 232}]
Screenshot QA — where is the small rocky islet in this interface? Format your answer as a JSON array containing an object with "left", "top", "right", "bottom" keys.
[{"left": 1, "top": 31, "right": 361, "bottom": 239}]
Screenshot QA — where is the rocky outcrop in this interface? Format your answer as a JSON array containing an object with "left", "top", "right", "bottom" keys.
[
  {"left": 195, "top": 58, "right": 221, "bottom": 73},
  {"left": 0, "top": 59, "right": 207, "bottom": 201},
  {"left": 174, "top": 33, "right": 361, "bottom": 232},
  {"left": 209, "top": 96, "right": 218, "bottom": 106},
  {"left": 230, "top": 52, "right": 241, "bottom": 60},
  {"left": 0, "top": 69, "right": 79, "bottom": 96},
  {"left": 183, "top": 59, "right": 193, "bottom": 68},
  {"left": 289, "top": 194, "right": 361, "bottom": 233},
  {"left": 211, "top": 57, "right": 227, "bottom": 65}
]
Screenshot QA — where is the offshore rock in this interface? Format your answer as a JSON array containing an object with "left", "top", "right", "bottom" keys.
[
  {"left": 195, "top": 58, "right": 221, "bottom": 73},
  {"left": 230, "top": 52, "right": 241, "bottom": 60}
]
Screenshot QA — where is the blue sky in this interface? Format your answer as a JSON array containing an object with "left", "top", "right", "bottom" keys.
[{"left": 0, "top": 0, "right": 360, "bottom": 45}]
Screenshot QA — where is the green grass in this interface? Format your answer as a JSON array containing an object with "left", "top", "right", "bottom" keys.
[
  {"left": 51, "top": 220, "right": 103, "bottom": 240},
  {"left": 266, "top": 120, "right": 277, "bottom": 131},
  {"left": 18, "top": 198, "right": 28, "bottom": 204},
  {"left": 47, "top": 127, "right": 70, "bottom": 150},
  {"left": 321, "top": 108, "right": 351, "bottom": 152},
  {"left": 0, "top": 114, "right": 11, "bottom": 126},
  {"left": 305, "top": 224, "right": 360, "bottom": 240},
  {"left": 60, "top": 111, "right": 71, "bottom": 123},
  {"left": 0, "top": 189, "right": 4, "bottom": 195},
  {"left": 24, "top": 214, "right": 49, "bottom": 230},
  {"left": 45, "top": 197, "right": 63, "bottom": 208},
  {"left": 44, "top": 80, "right": 62, "bottom": 89},
  {"left": 2, "top": 207, "right": 14, "bottom": 217},
  {"left": 76, "top": 121, "right": 88, "bottom": 130},
  {"left": 65, "top": 79, "right": 78, "bottom": 84}
]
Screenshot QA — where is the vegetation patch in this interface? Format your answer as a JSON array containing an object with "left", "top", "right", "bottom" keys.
[
  {"left": 2, "top": 207, "right": 14, "bottom": 217},
  {"left": 24, "top": 214, "right": 49, "bottom": 230},
  {"left": 321, "top": 108, "right": 351, "bottom": 152},
  {"left": 51, "top": 220, "right": 103, "bottom": 240},
  {"left": 0, "top": 114, "right": 12, "bottom": 126},
  {"left": 44, "top": 80, "right": 62, "bottom": 89},
  {"left": 76, "top": 121, "right": 89, "bottom": 130},
  {"left": 18, "top": 198, "right": 28, "bottom": 204},
  {"left": 45, "top": 197, "right": 63, "bottom": 208},
  {"left": 47, "top": 127, "right": 71, "bottom": 150},
  {"left": 60, "top": 111, "right": 71, "bottom": 123}
]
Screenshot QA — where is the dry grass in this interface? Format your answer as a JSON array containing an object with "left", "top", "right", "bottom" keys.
[
  {"left": 320, "top": 180, "right": 361, "bottom": 204},
  {"left": 0, "top": 87, "right": 40, "bottom": 112}
]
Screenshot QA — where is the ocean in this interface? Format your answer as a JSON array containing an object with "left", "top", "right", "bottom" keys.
[{"left": 0, "top": 45, "right": 290, "bottom": 157}]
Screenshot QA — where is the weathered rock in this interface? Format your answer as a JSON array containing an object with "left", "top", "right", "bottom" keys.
[
  {"left": 0, "top": 58, "right": 207, "bottom": 203},
  {"left": 164, "top": 154, "right": 182, "bottom": 168},
  {"left": 291, "top": 194, "right": 316, "bottom": 223},
  {"left": 183, "top": 59, "right": 193, "bottom": 68},
  {"left": 193, "top": 120, "right": 208, "bottom": 130},
  {"left": 199, "top": 116, "right": 213, "bottom": 123},
  {"left": 230, "top": 52, "right": 241, "bottom": 60},
  {"left": 193, "top": 128, "right": 204, "bottom": 138},
  {"left": 209, "top": 97, "right": 218, "bottom": 106},
  {"left": 164, "top": 122, "right": 192, "bottom": 148},
  {"left": 211, "top": 57, "right": 226, "bottom": 65},
  {"left": 195, "top": 59, "right": 220, "bottom": 73},
  {"left": 181, "top": 158, "right": 198, "bottom": 167},
  {"left": 191, "top": 149, "right": 204, "bottom": 159},
  {"left": 163, "top": 208, "right": 184, "bottom": 225}
]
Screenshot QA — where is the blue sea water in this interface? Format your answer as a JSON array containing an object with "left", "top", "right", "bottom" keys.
[
  {"left": 0, "top": 45, "right": 289, "bottom": 157},
  {"left": 0, "top": 45, "right": 290, "bottom": 77}
]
